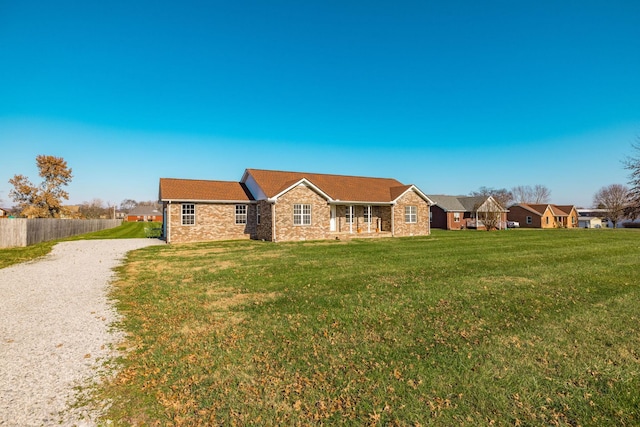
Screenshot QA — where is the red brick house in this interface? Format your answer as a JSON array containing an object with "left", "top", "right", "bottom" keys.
[
  {"left": 508, "top": 204, "right": 579, "bottom": 228},
  {"left": 428, "top": 195, "right": 508, "bottom": 230},
  {"left": 125, "top": 205, "right": 163, "bottom": 222},
  {"left": 159, "top": 169, "right": 433, "bottom": 243}
]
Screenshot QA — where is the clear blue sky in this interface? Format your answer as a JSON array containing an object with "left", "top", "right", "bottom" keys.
[{"left": 1, "top": 0, "right": 639, "bottom": 208}]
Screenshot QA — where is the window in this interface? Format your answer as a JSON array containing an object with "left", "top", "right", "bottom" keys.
[
  {"left": 526, "top": 216, "right": 532, "bottom": 224},
  {"left": 405, "top": 206, "right": 417, "bottom": 223},
  {"left": 363, "top": 206, "right": 371, "bottom": 223},
  {"left": 453, "top": 212, "right": 460, "bottom": 222},
  {"left": 256, "top": 205, "right": 261, "bottom": 225},
  {"left": 235, "top": 205, "right": 247, "bottom": 224},
  {"left": 345, "top": 207, "right": 353, "bottom": 224},
  {"left": 181, "top": 204, "right": 195, "bottom": 225},
  {"left": 293, "top": 204, "right": 311, "bottom": 225}
]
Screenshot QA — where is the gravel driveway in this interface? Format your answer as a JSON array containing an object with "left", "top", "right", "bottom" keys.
[{"left": 0, "top": 239, "right": 164, "bottom": 427}]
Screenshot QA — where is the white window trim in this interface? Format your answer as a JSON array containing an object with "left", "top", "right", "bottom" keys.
[
  {"left": 235, "top": 204, "right": 247, "bottom": 225},
  {"left": 181, "top": 203, "right": 195, "bottom": 226},
  {"left": 293, "top": 204, "right": 311, "bottom": 226},
  {"left": 405, "top": 206, "right": 417, "bottom": 223}
]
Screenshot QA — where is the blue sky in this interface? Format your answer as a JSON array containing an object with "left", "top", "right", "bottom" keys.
[{"left": 1, "top": 1, "right": 639, "bottom": 208}]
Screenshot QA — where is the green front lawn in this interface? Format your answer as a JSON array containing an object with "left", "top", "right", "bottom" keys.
[
  {"left": 0, "top": 221, "right": 161, "bottom": 269},
  {"left": 98, "top": 229, "right": 640, "bottom": 426}
]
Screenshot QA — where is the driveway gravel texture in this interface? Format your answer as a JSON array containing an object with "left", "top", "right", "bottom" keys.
[{"left": 0, "top": 239, "right": 164, "bottom": 427}]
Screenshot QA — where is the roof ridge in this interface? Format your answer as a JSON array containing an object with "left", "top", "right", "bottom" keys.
[{"left": 245, "top": 168, "right": 399, "bottom": 182}]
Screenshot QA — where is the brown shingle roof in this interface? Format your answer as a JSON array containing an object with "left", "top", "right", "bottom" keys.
[
  {"left": 244, "top": 169, "right": 410, "bottom": 203},
  {"left": 159, "top": 178, "right": 254, "bottom": 201},
  {"left": 516, "top": 204, "right": 574, "bottom": 217},
  {"left": 519, "top": 204, "right": 548, "bottom": 216}
]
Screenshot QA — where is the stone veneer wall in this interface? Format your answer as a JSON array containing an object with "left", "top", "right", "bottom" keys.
[{"left": 166, "top": 202, "right": 256, "bottom": 243}]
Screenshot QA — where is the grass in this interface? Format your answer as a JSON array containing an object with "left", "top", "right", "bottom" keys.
[
  {"left": 95, "top": 229, "right": 640, "bottom": 426},
  {"left": 0, "top": 221, "right": 161, "bottom": 269}
]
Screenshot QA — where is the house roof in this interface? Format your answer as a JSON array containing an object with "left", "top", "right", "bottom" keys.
[
  {"left": 427, "top": 195, "right": 467, "bottom": 212},
  {"left": 159, "top": 178, "right": 254, "bottom": 202},
  {"left": 243, "top": 169, "right": 428, "bottom": 203},
  {"left": 428, "top": 195, "right": 505, "bottom": 212},
  {"left": 127, "top": 205, "right": 162, "bottom": 216},
  {"left": 513, "top": 204, "right": 575, "bottom": 217}
]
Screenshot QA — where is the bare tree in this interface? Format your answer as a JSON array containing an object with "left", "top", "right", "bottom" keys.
[
  {"left": 531, "top": 184, "right": 551, "bottom": 203},
  {"left": 79, "top": 198, "right": 110, "bottom": 219},
  {"left": 470, "top": 187, "right": 513, "bottom": 210},
  {"left": 8, "top": 155, "right": 73, "bottom": 218},
  {"left": 511, "top": 184, "right": 551, "bottom": 204},
  {"left": 625, "top": 140, "right": 640, "bottom": 219},
  {"left": 119, "top": 199, "right": 138, "bottom": 211},
  {"left": 475, "top": 198, "right": 504, "bottom": 231},
  {"left": 593, "top": 184, "right": 630, "bottom": 228}
]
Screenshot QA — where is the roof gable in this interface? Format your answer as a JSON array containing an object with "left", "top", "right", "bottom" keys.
[
  {"left": 159, "top": 178, "right": 254, "bottom": 202},
  {"left": 428, "top": 195, "right": 505, "bottom": 212}
]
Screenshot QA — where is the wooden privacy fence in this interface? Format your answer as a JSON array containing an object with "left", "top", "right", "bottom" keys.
[{"left": 0, "top": 219, "right": 122, "bottom": 248}]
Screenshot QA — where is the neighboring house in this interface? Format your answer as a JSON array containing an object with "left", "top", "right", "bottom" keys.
[
  {"left": 577, "top": 208, "right": 605, "bottom": 228},
  {"left": 508, "top": 204, "right": 579, "bottom": 228},
  {"left": 428, "top": 195, "right": 508, "bottom": 230},
  {"left": 0, "top": 208, "right": 10, "bottom": 219},
  {"left": 159, "top": 169, "right": 433, "bottom": 243},
  {"left": 126, "top": 205, "right": 163, "bottom": 222},
  {"left": 577, "top": 208, "right": 640, "bottom": 228}
]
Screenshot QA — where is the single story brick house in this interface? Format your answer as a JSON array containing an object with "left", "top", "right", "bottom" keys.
[
  {"left": 159, "top": 169, "right": 434, "bottom": 243},
  {"left": 508, "top": 204, "right": 579, "bottom": 228},
  {"left": 125, "top": 204, "right": 163, "bottom": 222},
  {"left": 428, "top": 195, "right": 508, "bottom": 230}
]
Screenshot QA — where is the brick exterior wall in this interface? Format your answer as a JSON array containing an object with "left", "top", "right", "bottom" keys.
[
  {"left": 165, "top": 202, "right": 256, "bottom": 243},
  {"left": 255, "top": 200, "right": 273, "bottom": 241},
  {"left": 392, "top": 190, "right": 430, "bottom": 236},
  {"left": 508, "top": 205, "right": 541, "bottom": 228},
  {"left": 430, "top": 206, "right": 465, "bottom": 230},
  {"left": 165, "top": 187, "right": 431, "bottom": 243},
  {"left": 272, "top": 184, "right": 331, "bottom": 241}
]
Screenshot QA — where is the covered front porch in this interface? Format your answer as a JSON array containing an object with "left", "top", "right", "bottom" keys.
[{"left": 329, "top": 204, "right": 393, "bottom": 235}]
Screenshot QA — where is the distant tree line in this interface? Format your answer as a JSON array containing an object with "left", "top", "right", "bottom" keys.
[{"left": 6, "top": 147, "right": 640, "bottom": 222}]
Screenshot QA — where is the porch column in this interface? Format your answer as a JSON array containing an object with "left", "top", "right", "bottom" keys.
[
  {"left": 367, "top": 205, "right": 371, "bottom": 233},
  {"left": 349, "top": 205, "right": 353, "bottom": 234}
]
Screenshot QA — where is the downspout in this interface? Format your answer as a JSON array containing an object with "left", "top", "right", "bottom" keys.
[{"left": 166, "top": 201, "right": 171, "bottom": 244}]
